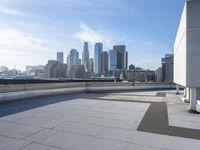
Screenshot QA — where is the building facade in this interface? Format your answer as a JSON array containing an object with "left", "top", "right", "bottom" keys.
[
  {"left": 94, "top": 43, "right": 103, "bottom": 74},
  {"left": 162, "top": 54, "right": 174, "bottom": 83},
  {"left": 156, "top": 67, "right": 163, "bottom": 82},
  {"left": 45, "top": 60, "right": 67, "bottom": 78},
  {"left": 174, "top": 0, "right": 200, "bottom": 111},
  {"left": 113, "top": 45, "right": 127, "bottom": 69},
  {"left": 57, "top": 52, "right": 64, "bottom": 63},
  {"left": 127, "top": 70, "right": 155, "bottom": 82},
  {"left": 69, "top": 49, "right": 79, "bottom": 69},
  {"left": 82, "top": 42, "right": 90, "bottom": 72},
  {"left": 89, "top": 58, "right": 94, "bottom": 73},
  {"left": 101, "top": 51, "right": 108, "bottom": 75},
  {"left": 108, "top": 49, "right": 117, "bottom": 71}
]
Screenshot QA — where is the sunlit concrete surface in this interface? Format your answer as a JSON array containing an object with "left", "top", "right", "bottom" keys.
[
  {"left": 0, "top": 91, "right": 200, "bottom": 150},
  {"left": 168, "top": 93, "right": 200, "bottom": 130}
]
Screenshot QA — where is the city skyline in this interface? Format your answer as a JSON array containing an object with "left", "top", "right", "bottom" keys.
[{"left": 0, "top": 0, "right": 185, "bottom": 71}]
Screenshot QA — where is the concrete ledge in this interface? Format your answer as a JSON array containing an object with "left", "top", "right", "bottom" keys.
[
  {"left": 0, "top": 87, "right": 86, "bottom": 103},
  {"left": 0, "top": 84, "right": 177, "bottom": 103}
]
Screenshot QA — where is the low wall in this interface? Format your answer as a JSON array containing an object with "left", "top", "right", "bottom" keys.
[
  {"left": 0, "top": 82, "right": 175, "bottom": 93},
  {"left": 0, "top": 82, "right": 86, "bottom": 93},
  {"left": 0, "top": 82, "right": 177, "bottom": 103}
]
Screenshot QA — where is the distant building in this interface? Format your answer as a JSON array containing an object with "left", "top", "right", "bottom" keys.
[
  {"left": 45, "top": 60, "right": 67, "bottom": 78},
  {"left": 94, "top": 43, "right": 103, "bottom": 74},
  {"left": 70, "top": 65, "right": 85, "bottom": 78},
  {"left": 156, "top": 67, "right": 162, "bottom": 82},
  {"left": 69, "top": 49, "right": 79, "bottom": 68},
  {"left": 129, "top": 64, "right": 135, "bottom": 71},
  {"left": 0, "top": 66, "right": 8, "bottom": 73},
  {"left": 125, "top": 51, "right": 128, "bottom": 69},
  {"left": 89, "top": 58, "right": 94, "bottom": 73},
  {"left": 82, "top": 42, "right": 90, "bottom": 72},
  {"left": 162, "top": 54, "right": 174, "bottom": 82},
  {"left": 101, "top": 51, "right": 108, "bottom": 75},
  {"left": 57, "top": 52, "right": 64, "bottom": 63},
  {"left": 26, "top": 65, "right": 45, "bottom": 78},
  {"left": 78, "top": 59, "right": 81, "bottom": 65},
  {"left": 0, "top": 67, "right": 25, "bottom": 79},
  {"left": 113, "top": 45, "right": 127, "bottom": 69},
  {"left": 108, "top": 49, "right": 117, "bottom": 71},
  {"left": 127, "top": 70, "right": 155, "bottom": 82}
]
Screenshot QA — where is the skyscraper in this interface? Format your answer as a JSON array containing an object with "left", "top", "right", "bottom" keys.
[
  {"left": 101, "top": 51, "right": 108, "bottom": 75},
  {"left": 69, "top": 49, "right": 79, "bottom": 68},
  {"left": 125, "top": 51, "right": 128, "bottom": 69},
  {"left": 57, "top": 52, "right": 64, "bottom": 63},
  {"left": 113, "top": 45, "right": 126, "bottom": 69},
  {"left": 94, "top": 43, "right": 103, "bottom": 74},
  {"left": 156, "top": 67, "right": 162, "bottom": 82},
  {"left": 82, "top": 42, "right": 90, "bottom": 72},
  {"left": 89, "top": 58, "right": 94, "bottom": 72},
  {"left": 162, "top": 54, "right": 174, "bottom": 82},
  {"left": 108, "top": 49, "right": 117, "bottom": 71}
]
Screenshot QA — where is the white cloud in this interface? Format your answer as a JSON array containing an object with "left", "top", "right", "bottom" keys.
[
  {"left": 0, "top": 28, "right": 52, "bottom": 71},
  {"left": 73, "top": 22, "right": 115, "bottom": 54},
  {"left": 0, "top": 6, "right": 24, "bottom": 16},
  {"left": 74, "top": 22, "right": 104, "bottom": 44},
  {"left": 0, "top": 28, "right": 42, "bottom": 48}
]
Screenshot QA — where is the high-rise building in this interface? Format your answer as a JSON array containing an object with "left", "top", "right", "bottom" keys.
[
  {"left": 70, "top": 65, "right": 85, "bottom": 79},
  {"left": 89, "top": 58, "right": 94, "bottom": 73},
  {"left": 101, "top": 51, "right": 108, "bottom": 75},
  {"left": 108, "top": 49, "right": 117, "bottom": 71},
  {"left": 44, "top": 60, "right": 67, "bottom": 78},
  {"left": 162, "top": 54, "right": 174, "bottom": 82},
  {"left": 57, "top": 52, "right": 64, "bottom": 63},
  {"left": 69, "top": 49, "right": 79, "bottom": 68},
  {"left": 125, "top": 51, "right": 128, "bottom": 69},
  {"left": 156, "top": 67, "right": 163, "bottom": 82},
  {"left": 82, "top": 42, "right": 90, "bottom": 72},
  {"left": 113, "top": 45, "right": 127, "bottom": 69},
  {"left": 94, "top": 43, "right": 103, "bottom": 74}
]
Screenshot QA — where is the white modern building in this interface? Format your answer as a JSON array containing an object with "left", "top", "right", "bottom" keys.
[{"left": 174, "top": 0, "right": 200, "bottom": 111}]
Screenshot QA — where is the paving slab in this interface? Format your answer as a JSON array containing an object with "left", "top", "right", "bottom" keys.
[
  {"left": 0, "top": 91, "right": 200, "bottom": 150},
  {"left": 20, "top": 143, "right": 64, "bottom": 150},
  {"left": 0, "top": 121, "right": 43, "bottom": 139},
  {"left": 0, "top": 135, "right": 31, "bottom": 150}
]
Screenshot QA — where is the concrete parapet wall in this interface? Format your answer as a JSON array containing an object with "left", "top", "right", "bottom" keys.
[
  {"left": 0, "top": 82, "right": 177, "bottom": 103},
  {"left": 0, "top": 82, "right": 86, "bottom": 93},
  {"left": 0, "top": 82, "right": 175, "bottom": 93}
]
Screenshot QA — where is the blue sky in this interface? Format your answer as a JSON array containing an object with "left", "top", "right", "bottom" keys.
[{"left": 0, "top": 0, "right": 185, "bottom": 71}]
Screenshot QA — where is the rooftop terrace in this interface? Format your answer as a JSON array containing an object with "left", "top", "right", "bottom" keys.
[{"left": 0, "top": 89, "right": 200, "bottom": 150}]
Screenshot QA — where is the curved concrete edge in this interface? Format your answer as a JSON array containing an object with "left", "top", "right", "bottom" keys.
[{"left": 0, "top": 87, "right": 86, "bottom": 103}]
